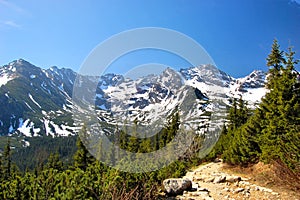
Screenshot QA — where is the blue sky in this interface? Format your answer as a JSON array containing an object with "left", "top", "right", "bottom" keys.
[{"left": 0, "top": 0, "right": 300, "bottom": 77}]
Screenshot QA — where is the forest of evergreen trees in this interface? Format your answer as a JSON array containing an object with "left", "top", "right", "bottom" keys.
[
  {"left": 0, "top": 110, "right": 203, "bottom": 199},
  {"left": 209, "top": 39, "right": 300, "bottom": 174},
  {"left": 0, "top": 40, "right": 299, "bottom": 199}
]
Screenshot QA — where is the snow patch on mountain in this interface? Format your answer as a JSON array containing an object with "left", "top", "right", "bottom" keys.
[
  {"left": 0, "top": 73, "right": 13, "bottom": 87},
  {"left": 24, "top": 101, "right": 35, "bottom": 112},
  {"left": 227, "top": 70, "right": 267, "bottom": 106},
  {"left": 30, "top": 74, "right": 36, "bottom": 79},
  {"left": 9, "top": 124, "right": 14, "bottom": 133},
  {"left": 41, "top": 81, "right": 51, "bottom": 94},
  {"left": 44, "top": 119, "right": 77, "bottom": 137},
  {"left": 28, "top": 93, "right": 42, "bottom": 108},
  {"left": 21, "top": 139, "right": 30, "bottom": 147},
  {"left": 241, "top": 87, "right": 267, "bottom": 103},
  {"left": 17, "top": 119, "right": 41, "bottom": 137}
]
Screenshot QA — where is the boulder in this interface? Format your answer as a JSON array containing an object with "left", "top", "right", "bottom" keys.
[
  {"left": 226, "top": 175, "right": 241, "bottom": 183},
  {"left": 163, "top": 178, "right": 192, "bottom": 195},
  {"left": 213, "top": 175, "right": 226, "bottom": 183}
]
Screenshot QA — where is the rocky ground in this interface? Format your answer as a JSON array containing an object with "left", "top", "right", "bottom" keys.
[{"left": 163, "top": 160, "right": 300, "bottom": 200}]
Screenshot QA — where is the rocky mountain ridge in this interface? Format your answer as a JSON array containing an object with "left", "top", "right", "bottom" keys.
[{"left": 0, "top": 59, "right": 267, "bottom": 147}]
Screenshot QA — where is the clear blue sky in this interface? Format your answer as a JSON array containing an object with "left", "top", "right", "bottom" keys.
[{"left": 0, "top": 0, "right": 300, "bottom": 77}]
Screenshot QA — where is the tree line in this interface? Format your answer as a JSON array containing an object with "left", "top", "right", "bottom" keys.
[
  {"left": 209, "top": 39, "right": 300, "bottom": 174},
  {"left": 0, "top": 110, "right": 204, "bottom": 199}
]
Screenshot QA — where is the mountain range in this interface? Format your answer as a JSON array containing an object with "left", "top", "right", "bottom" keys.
[{"left": 0, "top": 59, "right": 267, "bottom": 147}]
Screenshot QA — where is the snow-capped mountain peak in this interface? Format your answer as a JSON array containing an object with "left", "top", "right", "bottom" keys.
[
  {"left": 0, "top": 59, "right": 268, "bottom": 144},
  {"left": 228, "top": 70, "right": 267, "bottom": 106}
]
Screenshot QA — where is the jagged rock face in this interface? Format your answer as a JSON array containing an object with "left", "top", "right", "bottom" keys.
[
  {"left": 0, "top": 59, "right": 76, "bottom": 137},
  {"left": 0, "top": 59, "right": 267, "bottom": 140},
  {"left": 241, "top": 70, "right": 266, "bottom": 88},
  {"left": 180, "top": 64, "right": 233, "bottom": 87}
]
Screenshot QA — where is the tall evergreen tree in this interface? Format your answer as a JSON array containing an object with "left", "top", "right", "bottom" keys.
[
  {"left": 228, "top": 98, "right": 238, "bottom": 130},
  {"left": 222, "top": 97, "right": 257, "bottom": 165},
  {"left": 0, "top": 151, "right": 2, "bottom": 181},
  {"left": 3, "top": 140, "right": 12, "bottom": 179},
  {"left": 46, "top": 153, "right": 63, "bottom": 171},
  {"left": 74, "top": 125, "right": 95, "bottom": 170},
  {"left": 258, "top": 42, "right": 300, "bottom": 170},
  {"left": 266, "top": 39, "right": 285, "bottom": 89},
  {"left": 127, "top": 123, "right": 139, "bottom": 153},
  {"left": 209, "top": 96, "right": 257, "bottom": 165}
]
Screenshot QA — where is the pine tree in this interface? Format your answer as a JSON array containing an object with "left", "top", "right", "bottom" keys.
[
  {"left": 218, "top": 96, "right": 258, "bottom": 165},
  {"left": 238, "top": 96, "right": 250, "bottom": 125},
  {"left": 266, "top": 39, "right": 285, "bottom": 89},
  {"left": 277, "top": 47, "right": 300, "bottom": 170},
  {"left": 74, "top": 125, "right": 95, "bottom": 170},
  {"left": 258, "top": 42, "right": 300, "bottom": 170},
  {"left": 139, "top": 138, "right": 152, "bottom": 153},
  {"left": 228, "top": 97, "right": 249, "bottom": 130},
  {"left": 106, "top": 143, "right": 116, "bottom": 165},
  {"left": 46, "top": 153, "right": 63, "bottom": 171},
  {"left": 207, "top": 124, "right": 228, "bottom": 159},
  {"left": 127, "top": 120, "right": 140, "bottom": 153},
  {"left": 0, "top": 152, "right": 2, "bottom": 181},
  {"left": 167, "top": 111, "right": 180, "bottom": 143},
  {"left": 119, "top": 130, "right": 127, "bottom": 150},
  {"left": 3, "top": 140, "right": 12, "bottom": 179},
  {"left": 228, "top": 98, "right": 238, "bottom": 130}
]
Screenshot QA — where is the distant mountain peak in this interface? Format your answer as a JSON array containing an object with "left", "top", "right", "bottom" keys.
[
  {"left": 8, "top": 58, "right": 31, "bottom": 67},
  {"left": 0, "top": 59, "right": 268, "bottom": 144}
]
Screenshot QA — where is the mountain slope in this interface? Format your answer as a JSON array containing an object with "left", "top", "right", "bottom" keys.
[
  {"left": 0, "top": 59, "right": 267, "bottom": 145},
  {"left": 0, "top": 59, "right": 75, "bottom": 137}
]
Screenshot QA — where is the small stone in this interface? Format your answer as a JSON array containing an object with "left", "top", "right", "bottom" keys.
[
  {"left": 241, "top": 177, "right": 251, "bottom": 181},
  {"left": 198, "top": 187, "right": 209, "bottom": 192},
  {"left": 190, "top": 192, "right": 200, "bottom": 197},
  {"left": 200, "top": 191, "right": 210, "bottom": 194},
  {"left": 190, "top": 191, "right": 210, "bottom": 198},
  {"left": 205, "top": 177, "right": 215, "bottom": 183},
  {"left": 271, "top": 192, "right": 279, "bottom": 195},
  {"left": 245, "top": 186, "right": 250, "bottom": 192},
  {"left": 244, "top": 192, "right": 250, "bottom": 198},
  {"left": 223, "top": 187, "right": 230, "bottom": 192},
  {"left": 194, "top": 171, "right": 202, "bottom": 176},
  {"left": 258, "top": 186, "right": 273, "bottom": 193},
  {"left": 234, "top": 188, "right": 245, "bottom": 193},
  {"left": 213, "top": 175, "right": 226, "bottom": 183},
  {"left": 226, "top": 176, "right": 241, "bottom": 183},
  {"left": 240, "top": 181, "right": 250, "bottom": 185}
]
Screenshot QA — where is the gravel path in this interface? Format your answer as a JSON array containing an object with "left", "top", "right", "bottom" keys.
[{"left": 174, "top": 161, "right": 295, "bottom": 200}]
